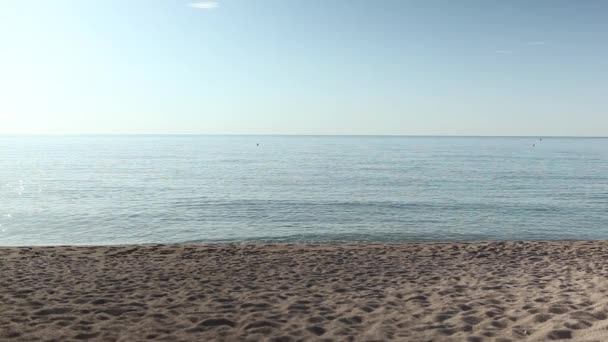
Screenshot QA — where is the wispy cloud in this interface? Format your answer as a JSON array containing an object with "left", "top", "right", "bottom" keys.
[
  {"left": 527, "top": 41, "right": 546, "bottom": 46},
  {"left": 189, "top": 1, "right": 219, "bottom": 9},
  {"left": 495, "top": 50, "right": 514, "bottom": 54}
]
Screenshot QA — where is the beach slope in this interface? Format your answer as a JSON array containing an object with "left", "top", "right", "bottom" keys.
[{"left": 2, "top": 242, "right": 608, "bottom": 341}]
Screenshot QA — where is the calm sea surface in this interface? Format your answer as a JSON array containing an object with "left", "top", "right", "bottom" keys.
[{"left": 1, "top": 135, "right": 607, "bottom": 246}]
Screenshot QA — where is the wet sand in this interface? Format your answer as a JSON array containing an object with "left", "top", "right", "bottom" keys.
[{"left": 2, "top": 242, "right": 608, "bottom": 341}]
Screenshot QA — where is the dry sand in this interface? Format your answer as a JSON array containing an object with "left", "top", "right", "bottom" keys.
[{"left": 2, "top": 242, "right": 608, "bottom": 341}]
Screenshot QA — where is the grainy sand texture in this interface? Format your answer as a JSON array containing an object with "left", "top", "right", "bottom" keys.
[{"left": 2, "top": 242, "right": 608, "bottom": 341}]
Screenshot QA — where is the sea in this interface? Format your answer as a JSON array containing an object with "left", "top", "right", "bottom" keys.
[{"left": 1, "top": 135, "right": 607, "bottom": 246}]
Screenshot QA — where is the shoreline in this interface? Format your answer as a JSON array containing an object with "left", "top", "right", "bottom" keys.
[
  {"left": 0, "top": 238, "right": 596, "bottom": 248},
  {"left": 2, "top": 241, "right": 608, "bottom": 341}
]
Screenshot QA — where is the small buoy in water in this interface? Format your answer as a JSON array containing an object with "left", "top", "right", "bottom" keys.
[{"left": 256, "top": 143, "right": 259, "bottom": 147}]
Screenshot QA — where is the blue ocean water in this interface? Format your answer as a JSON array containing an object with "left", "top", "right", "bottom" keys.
[{"left": 1, "top": 135, "right": 607, "bottom": 246}]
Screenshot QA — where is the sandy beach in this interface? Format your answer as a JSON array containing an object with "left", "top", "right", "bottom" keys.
[{"left": 2, "top": 242, "right": 608, "bottom": 341}]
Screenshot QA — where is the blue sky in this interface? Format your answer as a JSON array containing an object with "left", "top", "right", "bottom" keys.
[{"left": 1, "top": 0, "right": 607, "bottom": 135}]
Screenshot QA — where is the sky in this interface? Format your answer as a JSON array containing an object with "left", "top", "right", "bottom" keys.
[{"left": 0, "top": 0, "right": 607, "bottom": 136}]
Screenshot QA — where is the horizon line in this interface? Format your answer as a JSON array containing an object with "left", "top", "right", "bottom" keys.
[{"left": 0, "top": 133, "right": 607, "bottom": 138}]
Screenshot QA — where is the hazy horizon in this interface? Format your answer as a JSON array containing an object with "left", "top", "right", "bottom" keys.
[
  {"left": 2, "top": 0, "right": 607, "bottom": 136},
  {"left": 1, "top": 133, "right": 608, "bottom": 138}
]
